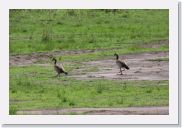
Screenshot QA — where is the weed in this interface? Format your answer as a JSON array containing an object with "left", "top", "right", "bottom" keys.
[
  {"left": 62, "top": 97, "right": 67, "bottom": 103},
  {"left": 96, "top": 84, "right": 104, "bottom": 94},
  {"left": 146, "top": 88, "right": 152, "bottom": 93},
  {"left": 11, "top": 89, "right": 17, "bottom": 94},
  {"left": 42, "top": 28, "right": 52, "bottom": 42},
  {"left": 69, "top": 101, "right": 75, "bottom": 106}
]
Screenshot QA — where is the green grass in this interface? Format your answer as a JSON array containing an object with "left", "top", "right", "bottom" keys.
[
  {"left": 10, "top": 9, "right": 169, "bottom": 55},
  {"left": 147, "top": 57, "right": 169, "bottom": 62},
  {"left": 10, "top": 65, "right": 168, "bottom": 113},
  {"left": 9, "top": 105, "right": 18, "bottom": 115},
  {"left": 60, "top": 44, "right": 168, "bottom": 62}
]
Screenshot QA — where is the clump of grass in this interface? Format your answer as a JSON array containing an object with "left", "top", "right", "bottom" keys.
[
  {"left": 88, "top": 36, "right": 96, "bottom": 44},
  {"left": 57, "top": 90, "right": 67, "bottom": 103},
  {"left": 69, "top": 100, "right": 75, "bottom": 106},
  {"left": 22, "top": 29, "right": 27, "bottom": 33},
  {"left": 39, "top": 88, "right": 45, "bottom": 93},
  {"left": 9, "top": 105, "right": 18, "bottom": 115},
  {"left": 17, "top": 79, "right": 31, "bottom": 87},
  {"left": 96, "top": 83, "right": 104, "bottom": 94},
  {"left": 11, "top": 89, "right": 17, "bottom": 94},
  {"left": 42, "top": 28, "right": 52, "bottom": 42},
  {"left": 62, "top": 97, "right": 67, "bottom": 103},
  {"left": 57, "top": 21, "right": 64, "bottom": 25},
  {"left": 41, "top": 23, "right": 53, "bottom": 42},
  {"left": 67, "top": 10, "right": 76, "bottom": 16},
  {"left": 146, "top": 88, "right": 153, "bottom": 93},
  {"left": 147, "top": 57, "right": 169, "bottom": 62},
  {"left": 117, "top": 98, "right": 124, "bottom": 104},
  {"left": 123, "top": 85, "right": 127, "bottom": 90},
  {"left": 122, "top": 14, "right": 128, "bottom": 18}
]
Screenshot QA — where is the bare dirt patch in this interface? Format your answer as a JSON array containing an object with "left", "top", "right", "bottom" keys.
[
  {"left": 10, "top": 50, "right": 168, "bottom": 81},
  {"left": 70, "top": 51, "right": 168, "bottom": 81},
  {"left": 10, "top": 48, "right": 123, "bottom": 66},
  {"left": 16, "top": 106, "right": 168, "bottom": 115},
  {"left": 10, "top": 49, "right": 96, "bottom": 66}
]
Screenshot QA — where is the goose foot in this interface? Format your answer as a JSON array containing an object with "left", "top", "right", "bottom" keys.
[{"left": 117, "top": 73, "right": 123, "bottom": 75}]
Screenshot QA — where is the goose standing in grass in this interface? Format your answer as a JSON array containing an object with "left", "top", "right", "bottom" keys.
[
  {"left": 52, "top": 58, "right": 68, "bottom": 77},
  {"left": 114, "top": 53, "right": 129, "bottom": 75}
]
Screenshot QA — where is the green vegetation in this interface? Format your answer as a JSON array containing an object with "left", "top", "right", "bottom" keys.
[
  {"left": 10, "top": 9, "right": 168, "bottom": 55},
  {"left": 147, "top": 57, "right": 169, "bottom": 62},
  {"left": 9, "top": 105, "right": 18, "bottom": 115},
  {"left": 10, "top": 65, "right": 168, "bottom": 112}
]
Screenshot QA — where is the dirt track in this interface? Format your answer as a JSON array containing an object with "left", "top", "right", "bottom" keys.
[
  {"left": 70, "top": 51, "right": 168, "bottom": 81},
  {"left": 10, "top": 51, "right": 168, "bottom": 81},
  {"left": 16, "top": 106, "right": 169, "bottom": 115}
]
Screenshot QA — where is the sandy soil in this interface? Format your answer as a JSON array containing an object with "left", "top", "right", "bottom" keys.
[{"left": 16, "top": 106, "right": 169, "bottom": 115}]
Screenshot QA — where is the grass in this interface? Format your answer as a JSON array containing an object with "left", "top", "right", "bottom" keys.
[
  {"left": 147, "top": 57, "right": 169, "bottom": 62},
  {"left": 25, "top": 42, "right": 168, "bottom": 65},
  {"left": 9, "top": 105, "right": 18, "bottom": 115},
  {"left": 60, "top": 43, "right": 168, "bottom": 62},
  {"left": 10, "top": 9, "right": 169, "bottom": 55},
  {"left": 10, "top": 65, "right": 168, "bottom": 113}
]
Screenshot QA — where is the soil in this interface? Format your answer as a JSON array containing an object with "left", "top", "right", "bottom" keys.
[
  {"left": 10, "top": 49, "right": 112, "bottom": 66},
  {"left": 70, "top": 51, "right": 169, "bottom": 81},
  {"left": 16, "top": 106, "right": 169, "bottom": 115}
]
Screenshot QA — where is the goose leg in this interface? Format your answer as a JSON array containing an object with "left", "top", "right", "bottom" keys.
[
  {"left": 116, "top": 68, "right": 121, "bottom": 75},
  {"left": 118, "top": 68, "right": 121, "bottom": 73},
  {"left": 120, "top": 71, "right": 123, "bottom": 75},
  {"left": 118, "top": 68, "right": 123, "bottom": 75},
  {"left": 120, "top": 69, "right": 125, "bottom": 75}
]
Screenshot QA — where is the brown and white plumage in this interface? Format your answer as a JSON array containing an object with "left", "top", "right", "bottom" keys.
[
  {"left": 52, "top": 58, "right": 68, "bottom": 77},
  {"left": 114, "top": 53, "right": 129, "bottom": 75}
]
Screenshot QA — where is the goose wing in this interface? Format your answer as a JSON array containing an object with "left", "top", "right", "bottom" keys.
[
  {"left": 59, "top": 63, "right": 66, "bottom": 72},
  {"left": 117, "top": 60, "right": 129, "bottom": 69}
]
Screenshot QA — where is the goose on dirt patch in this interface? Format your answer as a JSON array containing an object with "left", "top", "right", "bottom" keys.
[
  {"left": 52, "top": 58, "right": 68, "bottom": 77},
  {"left": 114, "top": 53, "right": 129, "bottom": 75}
]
